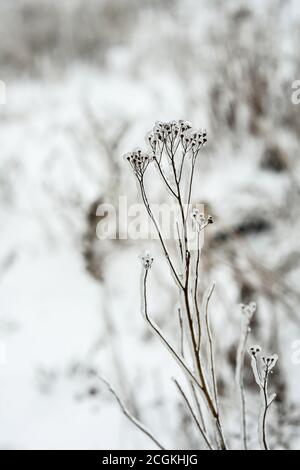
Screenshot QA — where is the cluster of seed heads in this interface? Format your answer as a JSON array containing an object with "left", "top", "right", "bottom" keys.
[
  {"left": 191, "top": 208, "right": 214, "bottom": 231},
  {"left": 262, "top": 355, "right": 278, "bottom": 373},
  {"left": 142, "top": 253, "right": 154, "bottom": 271},
  {"left": 182, "top": 129, "right": 208, "bottom": 152},
  {"left": 248, "top": 345, "right": 278, "bottom": 449},
  {"left": 240, "top": 302, "right": 257, "bottom": 321},
  {"left": 147, "top": 120, "right": 207, "bottom": 154},
  {"left": 147, "top": 120, "right": 192, "bottom": 151},
  {"left": 123, "top": 148, "right": 153, "bottom": 180}
]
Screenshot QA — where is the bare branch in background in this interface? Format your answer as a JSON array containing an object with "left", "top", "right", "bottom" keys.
[{"left": 99, "top": 376, "right": 165, "bottom": 451}]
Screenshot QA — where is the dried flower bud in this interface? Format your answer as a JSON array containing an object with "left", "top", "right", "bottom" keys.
[
  {"left": 146, "top": 132, "right": 158, "bottom": 153},
  {"left": 179, "top": 120, "right": 192, "bottom": 132},
  {"left": 262, "top": 354, "right": 278, "bottom": 371},
  {"left": 191, "top": 208, "right": 213, "bottom": 231},
  {"left": 240, "top": 302, "right": 257, "bottom": 320}
]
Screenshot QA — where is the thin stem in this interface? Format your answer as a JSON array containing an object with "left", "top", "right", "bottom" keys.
[
  {"left": 136, "top": 129, "right": 228, "bottom": 450},
  {"left": 178, "top": 307, "right": 184, "bottom": 358},
  {"left": 204, "top": 283, "right": 221, "bottom": 419},
  {"left": 171, "top": 153, "right": 226, "bottom": 450},
  {"left": 141, "top": 171, "right": 221, "bottom": 437},
  {"left": 261, "top": 370, "right": 270, "bottom": 451},
  {"left": 142, "top": 270, "right": 204, "bottom": 393},
  {"left": 236, "top": 314, "right": 251, "bottom": 450},
  {"left": 190, "top": 381, "right": 207, "bottom": 434},
  {"left": 193, "top": 221, "right": 210, "bottom": 351},
  {"left": 154, "top": 156, "right": 178, "bottom": 199},
  {"left": 185, "top": 153, "right": 197, "bottom": 220},
  {"left": 182, "top": 274, "right": 227, "bottom": 449},
  {"left": 173, "top": 379, "right": 214, "bottom": 450}
]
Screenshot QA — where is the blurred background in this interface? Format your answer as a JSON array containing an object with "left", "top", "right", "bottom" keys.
[{"left": 0, "top": 0, "right": 300, "bottom": 450}]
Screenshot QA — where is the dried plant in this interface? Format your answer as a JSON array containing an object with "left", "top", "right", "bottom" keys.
[
  {"left": 101, "top": 120, "right": 281, "bottom": 450},
  {"left": 249, "top": 346, "right": 279, "bottom": 450},
  {"left": 236, "top": 302, "right": 257, "bottom": 450},
  {"left": 99, "top": 376, "right": 165, "bottom": 450}
]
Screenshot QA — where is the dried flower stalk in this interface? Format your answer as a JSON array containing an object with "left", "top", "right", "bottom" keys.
[
  {"left": 125, "top": 121, "right": 226, "bottom": 449},
  {"left": 249, "top": 346, "right": 278, "bottom": 450}
]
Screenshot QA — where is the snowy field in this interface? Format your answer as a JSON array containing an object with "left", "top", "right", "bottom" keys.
[{"left": 0, "top": 0, "right": 300, "bottom": 450}]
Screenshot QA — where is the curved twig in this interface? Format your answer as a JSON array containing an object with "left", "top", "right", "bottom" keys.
[{"left": 99, "top": 376, "right": 165, "bottom": 450}]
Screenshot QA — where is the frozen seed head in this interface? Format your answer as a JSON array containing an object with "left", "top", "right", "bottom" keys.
[
  {"left": 151, "top": 120, "right": 181, "bottom": 144},
  {"left": 240, "top": 302, "right": 257, "bottom": 320},
  {"left": 123, "top": 148, "right": 153, "bottom": 179},
  {"left": 191, "top": 129, "right": 208, "bottom": 146},
  {"left": 146, "top": 120, "right": 204, "bottom": 152},
  {"left": 249, "top": 345, "right": 262, "bottom": 357},
  {"left": 141, "top": 252, "right": 154, "bottom": 271},
  {"left": 192, "top": 208, "right": 205, "bottom": 223},
  {"left": 182, "top": 128, "right": 207, "bottom": 151}
]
